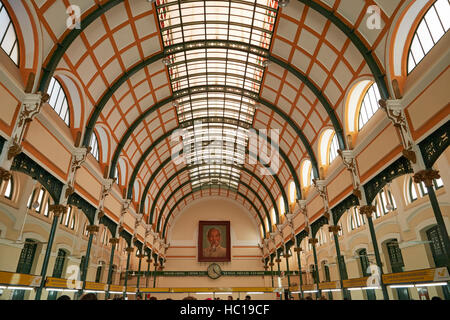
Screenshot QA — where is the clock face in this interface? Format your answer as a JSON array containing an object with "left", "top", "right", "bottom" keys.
[{"left": 207, "top": 263, "right": 222, "bottom": 280}]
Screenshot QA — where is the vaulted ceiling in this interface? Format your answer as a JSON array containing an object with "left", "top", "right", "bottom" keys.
[{"left": 33, "top": 0, "right": 403, "bottom": 239}]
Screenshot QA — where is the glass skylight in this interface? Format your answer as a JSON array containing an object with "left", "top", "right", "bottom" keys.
[{"left": 156, "top": 0, "right": 279, "bottom": 189}]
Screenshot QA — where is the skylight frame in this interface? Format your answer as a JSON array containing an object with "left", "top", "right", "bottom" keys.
[{"left": 156, "top": 0, "right": 279, "bottom": 189}]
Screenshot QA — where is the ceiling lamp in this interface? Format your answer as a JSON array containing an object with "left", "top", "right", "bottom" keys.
[{"left": 278, "top": 0, "right": 290, "bottom": 8}]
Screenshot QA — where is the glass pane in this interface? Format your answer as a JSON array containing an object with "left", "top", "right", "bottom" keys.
[{"left": 47, "top": 78, "right": 70, "bottom": 126}]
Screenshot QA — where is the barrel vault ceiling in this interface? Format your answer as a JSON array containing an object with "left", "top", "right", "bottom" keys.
[{"left": 32, "top": 0, "right": 403, "bottom": 238}]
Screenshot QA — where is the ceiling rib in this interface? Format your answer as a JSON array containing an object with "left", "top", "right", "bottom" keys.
[{"left": 155, "top": 178, "right": 271, "bottom": 237}]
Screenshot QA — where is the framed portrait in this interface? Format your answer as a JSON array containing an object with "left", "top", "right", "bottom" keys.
[{"left": 198, "top": 221, "right": 231, "bottom": 262}]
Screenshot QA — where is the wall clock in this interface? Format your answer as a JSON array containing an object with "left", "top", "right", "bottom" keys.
[{"left": 207, "top": 263, "right": 222, "bottom": 280}]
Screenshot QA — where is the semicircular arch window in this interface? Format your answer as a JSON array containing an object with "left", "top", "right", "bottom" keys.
[
  {"left": 89, "top": 132, "right": 100, "bottom": 162},
  {"left": 0, "top": 1, "right": 19, "bottom": 65},
  {"left": 408, "top": 0, "right": 450, "bottom": 74},
  {"left": 358, "top": 83, "right": 382, "bottom": 131}
]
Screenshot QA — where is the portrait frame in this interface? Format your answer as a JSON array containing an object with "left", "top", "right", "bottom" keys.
[{"left": 198, "top": 221, "right": 231, "bottom": 262}]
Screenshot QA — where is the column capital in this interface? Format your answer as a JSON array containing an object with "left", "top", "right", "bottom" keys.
[
  {"left": 126, "top": 247, "right": 135, "bottom": 254},
  {"left": 308, "top": 238, "right": 318, "bottom": 246},
  {"left": 86, "top": 225, "right": 100, "bottom": 234},
  {"left": 359, "top": 205, "right": 376, "bottom": 218},
  {"left": 109, "top": 238, "right": 120, "bottom": 245},
  {"left": 97, "top": 210, "right": 105, "bottom": 219},
  {"left": 49, "top": 204, "right": 67, "bottom": 218},
  {"left": 413, "top": 169, "right": 440, "bottom": 188},
  {"left": 7, "top": 139, "right": 22, "bottom": 161},
  {"left": 0, "top": 167, "right": 12, "bottom": 182},
  {"left": 294, "top": 247, "right": 303, "bottom": 253},
  {"left": 328, "top": 225, "right": 341, "bottom": 235}
]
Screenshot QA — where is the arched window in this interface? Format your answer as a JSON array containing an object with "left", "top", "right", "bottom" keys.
[
  {"left": 83, "top": 222, "right": 89, "bottom": 237},
  {"left": 358, "top": 83, "right": 382, "bottom": 130},
  {"left": 270, "top": 207, "right": 276, "bottom": 228},
  {"left": 89, "top": 132, "right": 100, "bottom": 162},
  {"left": 43, "top": 199, "right": 50, "bottom": 217},
  {"left": 279, "top": 197, "right": 285, "bottom": 217},
  {"left": 47, "top": 77, "right": 70, "bottom": 126},
  {"left": 318, "top": 228, "right": 327, "bottom": 246},
  {"left": 60, "top": 206, "right": 73, "bottom": 228},
  {"left": 408, "top": 0, "right": 450, "bottom": 74},
  {"left": 372, "top": 185, "right": 397, "bottom": 218},
  {"left": 301, "top": 160, "right": 313, "bottom": 189},
  {"left": 264, "top": 216, "right": 269, "bottom": 234},
  {"left": 329, "top": 133, "right": 339, "bottom": 164},
  {"left": 348, "top": 207, "right": 365, "bottom": 231},
  {"left": 0, "top": 2, "right": 19, "bottom": 65},
  {"left": 319, "top": 129, "right": 339, "bottom": 165},
  {"left": 289, "top": 181, "right": 296, "bottom": 204},
  {"left": 1, "top": 177, "right": 13, "bottom": 199},
  {"left": 330, "top": 221, "right": 344, "bottom": 238},
  {"left": 34, "top": 188, "right": 45, "bottom": 213}
]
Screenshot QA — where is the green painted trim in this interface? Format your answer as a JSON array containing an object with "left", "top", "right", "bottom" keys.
[
  {"left": 11, "top": 152, "right": 64, "bottom": 203},
  {"left": 125, "top": 270, "right": 298, "bottom": 277},
  {"left": 161, "top": 186, "right": 265, "bottom": 239},
  {"left": 363, "top": 156, "right": 412, "bottom": 204},
  {"left": 144, "top": 147, "right": 289, "bottom": 227},
  {"left": 155, "top": 164, "right": 279, "bottom": 233},
  {"left": 159, "top": 184, "right": 266, "bottom": 238},
  {"left": 34, "top": 214, "right": 60, "bottom": 300},
  {"left": 296, "top": 0, "right": 389, "bottom": 100},
  {"left": 108, "top": 86, "right": 307, "bottom": 199},
  {"left": 156, "top": 178, "right": 270, "bottom": 237},
  {"left": 419, "top": 120, "right": 450, "bottom": 169},
  {"left": 68, "top": 193, "right": 96, "bottom": 225},
  {"left": 311, "top": 215, "right": 328, "bottom": 238},
  {"left": 39, "top": 1, "right": 386, "bottom": 168}
]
